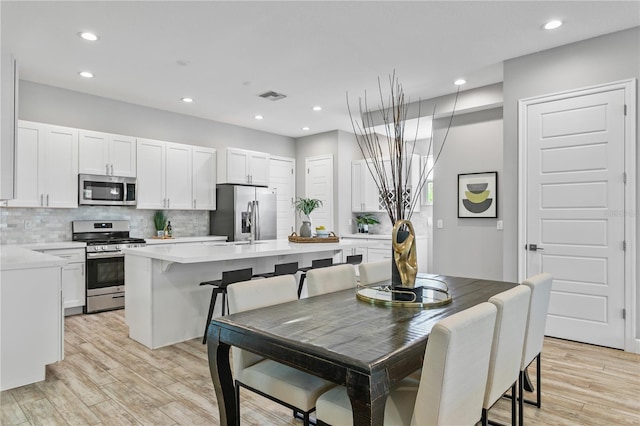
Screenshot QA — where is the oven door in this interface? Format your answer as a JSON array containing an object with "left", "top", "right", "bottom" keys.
[{"left": 85, "top": 252, "right": 125, "bottom": 312}]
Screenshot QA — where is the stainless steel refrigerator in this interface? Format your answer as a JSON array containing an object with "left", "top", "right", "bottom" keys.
[{"left": 210, "top": 184, "right": 277, "bottom": 242}]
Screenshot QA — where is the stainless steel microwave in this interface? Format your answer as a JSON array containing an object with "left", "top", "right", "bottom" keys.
[{"left": 78, "top": 174, "right": 137, "bottom": 206}]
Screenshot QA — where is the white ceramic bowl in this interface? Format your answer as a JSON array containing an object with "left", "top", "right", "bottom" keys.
[{"left": 316, "top": 229, "right": 329, "bottom": 238}]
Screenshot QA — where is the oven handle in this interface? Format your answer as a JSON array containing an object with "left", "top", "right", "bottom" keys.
[{"left": 86, "top": 252, "right": 124, "bottom": 259}]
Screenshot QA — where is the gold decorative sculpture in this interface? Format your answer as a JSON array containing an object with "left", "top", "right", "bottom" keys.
[{"left": 392, "top": 219, "right": 417, "bottom": 287}]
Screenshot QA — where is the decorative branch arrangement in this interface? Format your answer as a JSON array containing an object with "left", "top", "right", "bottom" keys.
[{"left": 347, "top": 71, "right": 459, "bottom": 225}]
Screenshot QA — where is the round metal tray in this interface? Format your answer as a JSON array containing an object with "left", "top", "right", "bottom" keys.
[{"left": 356, "top": 276, "right": 452, "bottom": 308}]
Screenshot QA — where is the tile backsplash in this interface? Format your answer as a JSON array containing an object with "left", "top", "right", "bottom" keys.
[
  {"left": 351, "top": 210, "right": 430, "bottom": 236},
  {"left": 0, "top": 206, "right": 209, "bottom": 245}
]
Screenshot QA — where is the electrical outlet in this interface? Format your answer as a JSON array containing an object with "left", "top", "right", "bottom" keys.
[
  {"left": 497, "top": 220, "right": 504, "bottom": 230},
  {"left": 436, "top": 219, "right": 443, "bottom": 229},
  {"left": 24, "top": 220, "right": 34, "bottom": 230}
]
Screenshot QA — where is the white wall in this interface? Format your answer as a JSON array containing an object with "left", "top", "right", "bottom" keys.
[
  {"left": 503, "top": 27, "right": 639, "bottom": 337},
  {"left": 431, "top": 108, "right": 504, "bottom": 279},
  {"left": 18, "top": 81, "right": 296, "bottom": 156}
]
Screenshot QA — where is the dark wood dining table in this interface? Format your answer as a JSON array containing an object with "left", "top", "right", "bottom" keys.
[{"left": 207, "top": 274, "right": 516, "bottom": 426}]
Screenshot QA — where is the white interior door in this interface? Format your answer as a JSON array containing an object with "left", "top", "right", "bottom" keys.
[
  {"left": 522, "top": 86, "right": 627, "bottom": 349},
  {"left": 305, "top": 155, "right": 333, "bottom": 232},
  {"left": 269, "top": 156, "right": 295, "bottom": 238}
]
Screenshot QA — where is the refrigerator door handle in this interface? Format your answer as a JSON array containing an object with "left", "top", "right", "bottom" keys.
[{"left": 254, "top": 200, "right": 260, "bottom": 240}]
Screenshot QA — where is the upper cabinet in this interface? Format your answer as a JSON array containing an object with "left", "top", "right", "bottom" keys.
[
  {"left": 219, "top": 147, "right": 269, "bottom": 186},
  {"left": 137, "top": 139, "right": 216, "bottom": 210},
  {"left": 8, "top": 121, "right": 78, "bottom": 208},
  {"left": 351, "top": 159, "right": 382, "bottom": 212},
  {"left": 137, "top": 138, "right": 192, "bottom": 210},
  {"left": 79, "top": 130, "right": 136, "bottom": 177},
  {"left": 192, "top": 146, "right": 217, "bottom": 210},
  {"left": 1, "top": 53, "right": 17, "bottom": 200},
  {"left": 351, "top": 154, "right": 421, "bottom": 213}
]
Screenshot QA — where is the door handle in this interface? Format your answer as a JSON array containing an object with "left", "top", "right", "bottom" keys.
[{"left": 526, "top": 244, "right": 544, "bottom": 251}]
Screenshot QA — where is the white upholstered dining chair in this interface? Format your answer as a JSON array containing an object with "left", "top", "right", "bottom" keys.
[
  {"left": 315, "top": 302, "right": 498, "bottom": 426},
  {"left": 358, "top": 259, "right": 391, "bottom": 286},
  {"left": 482, "top": 285, "right": 531, "bottom": 426},
  {"left": 227, "top": 275, "right": 335, "bottom": 426},
  {"left": 518, "top": 273, "right": 553, "bottom": 426},
  {"left": 306, "top": 264, "right": 357, "bottom": 297}
]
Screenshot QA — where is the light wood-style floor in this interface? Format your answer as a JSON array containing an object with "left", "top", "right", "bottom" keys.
[{"left": 1, "top": 310, "right": 639, "bottom": 425}]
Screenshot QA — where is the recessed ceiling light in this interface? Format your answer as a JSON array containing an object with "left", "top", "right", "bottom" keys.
[
  {"left": 181, "top": 97, "right": 193, "bottom": 103},
  {"left": 312, "top": 106, "right": 322, "bottom": 111},
  {"left": 78, "top": 32, "right": 99, "bottom": 41},
  {"left": 302, "top": 127, "right": 310, "bottom": 131},
  {"left": 254, "top": 115, "right": 263, "bottom": 120},
  {"left": 79, "top": 71, "right": 94, "bottom": 78},
  {"left": 454, "top": 79, "right": 466, "bottom": 86},
  {"left": 544, "top": 20, "right": 563, "bottom": 30}
]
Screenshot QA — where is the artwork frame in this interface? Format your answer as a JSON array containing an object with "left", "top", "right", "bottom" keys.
[{"left": 458, "top": 171, "right": 498, "bottom": 218}]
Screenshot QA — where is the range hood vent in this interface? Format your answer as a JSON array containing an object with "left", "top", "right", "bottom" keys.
[{"left": 259, "top": 91, "right": 287, "bottom": 101}]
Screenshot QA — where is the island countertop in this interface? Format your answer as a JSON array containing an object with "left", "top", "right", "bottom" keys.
[{"left": 122, "top": 238, "right": 380, "bottom": 264}]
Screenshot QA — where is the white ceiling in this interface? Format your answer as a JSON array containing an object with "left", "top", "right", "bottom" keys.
[{"left": 2, "top": 1, "right": 638, "bottom": 139}]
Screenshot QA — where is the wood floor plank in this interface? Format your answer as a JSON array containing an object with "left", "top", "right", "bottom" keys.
[
  {"left": 0, "top": 391, "right": 28, "bottom": 425},
  {"left": 35, "top": 378, "right": 101, "bottom": 425},
  {"left": 19, "top": 398, "right": 68, "bottom": 426},
  {"left": 89, "top": 399, "right": 143, "bottom": 426},
  {"left": 100, "top": 380, "right": 177, "bottom": 425},
  {"left": 45, "top": 356, "right": 109, "bottom": 407},
  {"left": 159, "top": 400, "right": 216, "bottom": 425}
]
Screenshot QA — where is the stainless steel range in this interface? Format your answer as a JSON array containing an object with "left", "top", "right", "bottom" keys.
[{"left": 72, "top": 220, "right": 146, "bottom": 313}]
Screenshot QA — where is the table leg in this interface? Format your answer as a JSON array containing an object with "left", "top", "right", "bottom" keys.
[
  {"left": 346, "top": 369, "right": 388, "bottom": 426},
  {"left": 207, "top": 327, "right": 236, "bottom": 426}
]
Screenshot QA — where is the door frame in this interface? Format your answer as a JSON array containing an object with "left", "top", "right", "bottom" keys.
[
  {"left": 517, "top": 79, "right": 637, "bottom": 352},
  {"left": 305, "top": 154, "right": 334, "bottom": 232}
]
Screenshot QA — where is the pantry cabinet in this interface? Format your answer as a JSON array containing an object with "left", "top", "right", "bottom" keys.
[
  {"left": 8, "top": 121, "right": 78, "bottom": 208},
  {"left": 79, "top": 130, "right": 136, "bottom": 177},
  {"left": 219, "top": 147, "right": 269, "bottom": 186}
]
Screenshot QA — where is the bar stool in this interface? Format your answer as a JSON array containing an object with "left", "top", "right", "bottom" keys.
[
  {"left": 297, "top": 258, "right": 333, "bottom": 298},
  {"left": 253, "top": 261, "right": 299, "bottom": 278},
  {"left": 200, "top": 267, "right": 253, "bottom": 344}
]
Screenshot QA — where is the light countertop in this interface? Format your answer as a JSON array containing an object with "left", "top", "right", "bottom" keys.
[
  {"left": 122, "top": 238, "right": 382, "bottom": 264},
  {"left": 0, "top": 246, "right": 69, "bottom": 271},
  {"left": 19, "top": 241, "right": 87, "bottom": 250},
  {"left": 144, "top": 235, "right": 227, "bottom": 245},
  {"left": 341, "top": 233, "right": 427, "bottom": 240}
]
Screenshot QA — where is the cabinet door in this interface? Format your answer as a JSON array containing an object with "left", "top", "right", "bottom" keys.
[
  {"left": 110, "top": 134, "right": 137, "bottom": 177},
  {"left": 192, "top": 147, "right": 216, "bottom": 210},
  {"left": 42, "top": 125, "right": 78, "bottom": 208},
  {"left": 351, "top": 160, "right": 364, "bottom": 212},
  {"left": 136, "top": 138, "right": 166, "bottom": 209},
  {"left": 62, "top": 263, "right": 85, "bottom": 309},
  {"left": 8, "top": 122, "right": 43, "bottom": 207},
  {"left": 367, "top": 247, "right": 392, "bottom": 262},
  {"left": 226, "top": 148, "right": 250, "bottom": 184},
  {"left": 362, "top": 160, "right": 382, "bottom": 212},
  {"left": 248, "top": 151, "right": 270, "bottom": 186},
  {"left": 78, "top": 130, "right": 109, "bottom": 175},
  {"left": 165, "top": 142, "right": 192, "bottom": 210}
]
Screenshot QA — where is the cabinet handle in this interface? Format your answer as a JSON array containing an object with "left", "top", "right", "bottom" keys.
[
  {"left": 163, "top": 198, "right": 166, "bottom": 207},
  {"left": 40, "top": 194, "right": 44, "bottom": 206},
  {"left": 106, "top": 164, "right": 110, "bottom": 175},
  {"left": 110, "top": 164, "right": 114, "bottom": 175},
  {"left": 46, "top": 194, "right": 49, "bottom": 206},
  {"left": 167, "top": 198, "right": 170, "bottom": 208},
  {"left": 193, "top": 199, "right": 196, "bottom": 209},
  {"left": 81, "top": 264, "right": 85, "bottom": 276}
]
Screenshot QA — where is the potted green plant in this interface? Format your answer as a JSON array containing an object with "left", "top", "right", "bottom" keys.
[
  {"left": 153, "top": 210, "right": 167, "bottom": 238},
  {"left": 355, "top": 213, "right": 380, "bottom": 234},
  {"left": 294, "top": 197, "right": 323, "bottom": 237}
]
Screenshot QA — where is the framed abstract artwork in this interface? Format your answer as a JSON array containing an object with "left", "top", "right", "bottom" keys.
[{"left": 458, "top": 171, "right": 498, "bottom": 218}]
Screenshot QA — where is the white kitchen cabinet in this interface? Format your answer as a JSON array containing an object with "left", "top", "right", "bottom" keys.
[
  {"left": 342, "top": 235, "right": 428, "bottom": 272},
  {"left": 192, "top": 146, "right": 216, "bottom": 210},
  {"left": 79, "top": 130, "right": 136, "bottom": 177},
  {"left": 8, "top": 121, "right": 78, "bottom": 208},
  {"left": 1, "top": 257, "right": 63, "bottom": 391},
  {"left": 351, "top": 159, "right": 382, "bottom": 212},
  {"left": 1, "top": 52, "right": 17, "bottom": 200},
  {"left": 219, "top": 147, "right": 269, "bottom": 186},
  {"left": 137, "top": 138, "right": 202, "bottom": 210},
  {"left": 39, "top": 248, "right": 85, "bottom": 312}
]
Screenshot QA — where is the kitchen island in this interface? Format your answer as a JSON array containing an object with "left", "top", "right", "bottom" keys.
[{"left": 122, "top": 239, "right": 381, "bottom": 349}]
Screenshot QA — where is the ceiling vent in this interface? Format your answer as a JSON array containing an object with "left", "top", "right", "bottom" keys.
[{"left": 259, "top": 91, "right": 287, "bottom": 101}]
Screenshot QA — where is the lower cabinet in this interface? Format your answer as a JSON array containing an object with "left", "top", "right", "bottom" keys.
[
  {"left": 1, "top": 265, "right": 63, "bottom": 390},
  {"left": 39, "top": 248, "right": 85, "bottom": 314},
  {"left": 343, "top": 237, "right": 428, "bottom": 272}
]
